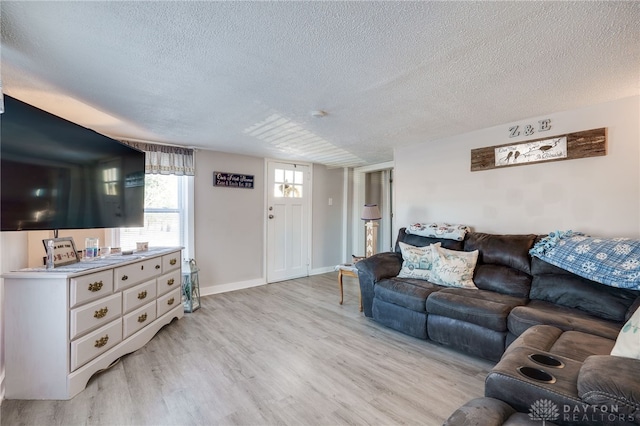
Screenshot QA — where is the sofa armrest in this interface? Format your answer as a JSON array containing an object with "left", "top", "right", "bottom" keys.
[
  {"left": 444, "top": 397, "right": 518, "bottom": 426},
  {"left": 355, "top": 252, "right": 402, "bottom": 317},
  {"left": 578, "top": 355, "right": 640, "bottom": 421}
]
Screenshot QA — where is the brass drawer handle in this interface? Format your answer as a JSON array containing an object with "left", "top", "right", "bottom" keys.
[
  {"left": 167, "top": 297, "right": 175, "bottom": 306},
  {"left": 122, "top": 275, "right": 128, "bottom": 281},
  {"left": 88, "top": 281, "right": 103, "bottom": 292},
  {"left": 94, "top": 335, "right": 109, "bottom": 348},
  {"left": 94, "top": 307, "right": 108, "bottom": 319},
  {"left": 155, "top": 264, "right": 161, "bottom": 269},
  {"left": 137, "top": 290, "right": 147, "bottom": 300},
  {"left": 167, "top": 278, "right": 175, "bottom": 286},
  {"left": 137, "top": 313, "right": 148, "bottom": 323},
  {"left": 169, "top": 258, "right": 177, "bottom": 266}
]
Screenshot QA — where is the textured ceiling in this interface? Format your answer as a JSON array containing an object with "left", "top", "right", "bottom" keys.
[{"left": 1, "top": 1, "right": 639, "bottom": 168}]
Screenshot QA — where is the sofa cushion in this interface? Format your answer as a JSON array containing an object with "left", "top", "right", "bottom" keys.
[
  {"left": 508, "top": 300, "right": 622, "bottom": 340},
  {"left": 397, "top": 242, "right": 439, "bottom": 281},
  {"left": 626, "top": 297, "right": 640, "bottom": 322},
  {"left": 374, "top": 277, "right": 442, "bottom": 313},
  {"left": 429, "top": 245, "right": 479, "bottom": 289},
  {"left": 426, "top": 288, "right": 526, "bottom": 332},
  {"left": 505, "top": 324, "right": 564, "bottom": 353},
  {"left": 394, "top": 227, "right": 464, "bottom": 253},
  {"left": 427, "top": 315, "right": 507, "bottom": 361},
  {"left": 505, "top": 325, "right": 614, "bottom": 362},
  {"left": 464, "top": 232, "right": 536, "bottom": 275},
  {"left": 372, "top": 298, "right": 428, "bottom": 339},
  {"left": 531, "top": 257, "right": 639, "bottom": 322},
  {"left": 473, "top": 264, "right": 532, "bottom": 298},
  {"left": 550, "top": 330, "right": 616, "bottom": 362},
  {"left": 611, "top": 304, "right": 640, "bottom": 360}
]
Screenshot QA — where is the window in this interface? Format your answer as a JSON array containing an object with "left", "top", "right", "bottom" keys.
[
  {"left": 117, "top": 174, "right": 192, "bottom": 256},
  {"left": 273, "top": 168, "right": 303, "bottom": 198}
]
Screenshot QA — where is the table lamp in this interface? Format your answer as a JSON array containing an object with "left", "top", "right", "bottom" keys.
[{"left": 361, "top": 204, "right": 381, "bottom": 257}]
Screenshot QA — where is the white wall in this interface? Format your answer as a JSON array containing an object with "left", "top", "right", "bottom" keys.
[
  {"left": 312, "top": 164, "right": 345, "bottom": 270},
  {"left": 394, "top": 96, "right": 640, "bottom": 238},
  {"left": 194, "top": 150, "right": 346, "bottom": 295},
  {"left": 194, "top": 150, "right": 266, "bottom": 294}
]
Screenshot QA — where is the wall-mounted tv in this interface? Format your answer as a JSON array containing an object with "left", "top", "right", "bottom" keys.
[{"left": 1, "top": 95, "right": 145, "bottom": 231}]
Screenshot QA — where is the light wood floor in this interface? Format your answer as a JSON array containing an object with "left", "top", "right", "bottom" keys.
[{"left": 1, "top": 273, "right": 492, "bottom": 426}]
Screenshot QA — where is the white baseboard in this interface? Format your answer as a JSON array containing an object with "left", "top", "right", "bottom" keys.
[
  {"left": 310, "top": 266, "right": 336, "bottom": 275},
  {"left": 200, "top": 278, "right": 266, "bottom": 297},
  {"left": 199, "top": 268, "right": 338, "bottom": 297}
]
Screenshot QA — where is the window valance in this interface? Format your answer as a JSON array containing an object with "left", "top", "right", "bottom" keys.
[{"left": 121, "top": 141, "right": 195, "bottom": 176}]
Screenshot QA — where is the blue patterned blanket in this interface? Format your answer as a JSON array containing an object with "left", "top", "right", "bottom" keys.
[{"left": 529, "top": 230, "right": 640, "bottom": 290}]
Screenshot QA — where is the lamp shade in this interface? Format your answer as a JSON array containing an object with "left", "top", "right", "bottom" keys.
[{"left": 361, "top": 204, "right": 381, "bottom": 221}]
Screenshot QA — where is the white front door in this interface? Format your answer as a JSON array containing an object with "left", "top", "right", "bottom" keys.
[{"left": 266, "top": 161, "right": 311, "bottom": 283}]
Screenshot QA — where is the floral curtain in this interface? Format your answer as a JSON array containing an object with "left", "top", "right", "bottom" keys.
[{"left": 121, "top": 141, "right": 195, "bottom": 176}]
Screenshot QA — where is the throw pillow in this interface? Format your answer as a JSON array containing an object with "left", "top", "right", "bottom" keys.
[
  {"left": 430, "top": 245, "right": 479, "bottom": 289},
  {"left": 406, "top": 222, "right": 471, "bottom": 241},
  {"left": 611, "top": 305, "right": 640, "bottom": 359},
  {"left": 397, "top": 242, "right": 441, "bottom": 280}
]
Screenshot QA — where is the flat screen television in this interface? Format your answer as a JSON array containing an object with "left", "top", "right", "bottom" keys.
[{"left": 1, "top": 95, "right": 145, "bottom": 231}]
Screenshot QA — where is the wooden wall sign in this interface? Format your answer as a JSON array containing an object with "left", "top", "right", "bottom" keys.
[
  {"left": 213, "top": 171, "right": 254, "bottom": 188},
  {"left": 470, "top": 128, "right": 606, "bottom": 172}
]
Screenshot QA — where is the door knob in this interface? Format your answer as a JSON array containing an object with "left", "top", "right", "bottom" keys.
[{"left": 268, "top": 214, "right": 274, "bottom": 219}]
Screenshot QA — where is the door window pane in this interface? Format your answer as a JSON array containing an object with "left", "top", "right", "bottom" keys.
[{"left": 274, "top": 168, "right": 302, "bottom": 198}]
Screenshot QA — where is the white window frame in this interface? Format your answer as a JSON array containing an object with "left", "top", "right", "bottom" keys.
[{"left": 107, "top": 175, "right": 194, "bottom": 261}]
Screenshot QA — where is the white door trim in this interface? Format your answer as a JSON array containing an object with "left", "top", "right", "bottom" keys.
[
  {"left": 351, "top": 161, "right": 395, "bottom": 257},
  {"left": 264, "top": 159, "right": 313, "bottom": 283}
]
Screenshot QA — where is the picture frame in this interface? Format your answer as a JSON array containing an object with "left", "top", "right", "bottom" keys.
[{"left": 42, "top": 237, "right": 80, "bottom": 267}]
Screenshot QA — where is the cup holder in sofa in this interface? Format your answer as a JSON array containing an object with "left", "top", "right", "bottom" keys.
[
  {"left": 517, "top": 366, "right": 556, "bottom": 384},
  {"left": 528, "top": 353, "right": 565, "bottom": 368}
]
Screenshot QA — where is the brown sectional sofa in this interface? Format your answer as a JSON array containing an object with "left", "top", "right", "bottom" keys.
[{"left": 356, "top": 228, "right": 640, "bottom": 425}]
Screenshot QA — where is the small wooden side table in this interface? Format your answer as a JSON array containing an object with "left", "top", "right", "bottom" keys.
[{"left": 335, "top": 264, "right": 363, "bottom": 312}]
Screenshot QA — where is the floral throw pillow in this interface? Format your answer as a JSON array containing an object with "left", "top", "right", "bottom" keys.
[
  {"left": 397, "top": 242, "right": 441, "bottom": 280},
  {"left": 430, "top": 245, "right": 479, "bottom": 289},
  {"left": 406, "top": 222, "right": 471, "bottom": 241},
  {"left": 611, "top": 305, "right": 640, "bottom": 359}
]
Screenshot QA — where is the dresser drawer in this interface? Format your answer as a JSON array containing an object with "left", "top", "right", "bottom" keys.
[
  {"left": 122, "top": 301, "right": 157, "bottom": 339},
  {"left": 162, "top": 251, "right": 181, "bottom": 273},
  {"left": 70, "top": 318, "right": 122, "bottom": 371},
  {"left": 157, "top": 269, "right": 182, "bottom": 296},
  {"left": 157, "top": 288, "right": 181, "bottom": 317},
  {"left": 70, "top": 270, "right": 114, "bottom": 308},
  {"left": 114, "top": 258, "right": 162, "bottom": 291},
  {"left": 122, "top": 279, "right": 157, "bottom": 314},
  {"left": 70, "top": 293, "right": 122, "bottom": 340}
]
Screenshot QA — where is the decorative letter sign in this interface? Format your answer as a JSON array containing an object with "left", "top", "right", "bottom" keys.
[
  {"left": 509, "top": 119, "right": 552, "bottom": 138},
  {"left": 213, "top": 172, "right": 255, "bottom": 189}
]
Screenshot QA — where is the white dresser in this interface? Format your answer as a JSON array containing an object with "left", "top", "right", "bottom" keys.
[{"left": 3, "top": 247, "right": 184, "bottom": 400}]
